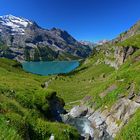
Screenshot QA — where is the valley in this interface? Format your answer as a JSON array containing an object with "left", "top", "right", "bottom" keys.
[{"left": 0, "top": 15, "right": 140, "bottom": 140}]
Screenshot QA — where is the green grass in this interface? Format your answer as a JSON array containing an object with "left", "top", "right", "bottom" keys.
[
  {"left": 1, "top": 36, "right": 140, "bottom": 139},
  {"left": 48, "top": 44, "right": 140, "bottom": 139},
  {"left": 0, "top": 115, "right": 22, "bottom": 140},
  {"left": 48, "top": 53, "right": 115, "bottom": 109},
  {"left": 115, "top": 109, "right": 140, "bottom": 140},
  {"left": 0, "top": 58, "right": 80, "bottom": 140},
  {"left": 117, "top": 34, "right": 140, "bottom": 48}
]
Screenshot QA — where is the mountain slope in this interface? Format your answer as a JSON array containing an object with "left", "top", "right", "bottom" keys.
[
  {"left": 47, "top": 21, "right": 140, "bottom": 139},
  {"left": 0, "top": 15, "right": 91, "bottom": 61},
  {"left": 1, "top": 17, "right": 140, "bottom": 140},
  {"left": 112, "top": 20, "right": 140, "bottom": 43}
]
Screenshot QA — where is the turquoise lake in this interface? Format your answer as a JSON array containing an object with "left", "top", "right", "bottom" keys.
[{"left": 22, "top": 61, "right": 79, "bottom": 76}]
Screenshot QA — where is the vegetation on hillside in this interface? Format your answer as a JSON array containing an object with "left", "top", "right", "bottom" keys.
[
  {"left": 1, "top": 23, "right": 140, "bottom": 139},
  {"left": 117, "top": 34, "right": 140, "bottom": 48},
  {"left": 0, "top": 58, "right": 80, "bottom": 140},
  {"left": 49, "top": 43, "right": 140, "bottom": 139}
]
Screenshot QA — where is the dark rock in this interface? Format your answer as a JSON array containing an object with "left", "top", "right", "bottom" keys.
[
  {"left": 45, "top": 93, "right": 66, "bottom": 122},
  {"left": 126, "top": 85, "right": 131, "bottom": 90},
  {"left": 127, "top": 83, "right": 135, "bottom": 100},
  {"left": 128, "top": 92, "right": 135, "bottom": 100}
]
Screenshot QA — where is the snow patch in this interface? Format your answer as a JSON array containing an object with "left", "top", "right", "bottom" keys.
[{"left": 0, "top": 14, "right": 32, "bottom": 35}]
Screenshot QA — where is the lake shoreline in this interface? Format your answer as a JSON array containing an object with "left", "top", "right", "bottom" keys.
[{"left": 22, "top": 60, "right": 80, "bottom": 76}]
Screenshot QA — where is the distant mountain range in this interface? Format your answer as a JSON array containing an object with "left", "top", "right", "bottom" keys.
[
  {"left": 0, "top": 15, "right": 92, "bottom": 61},
  {"left": 80, "top": 39, "right": 109, "bottom": 49}
]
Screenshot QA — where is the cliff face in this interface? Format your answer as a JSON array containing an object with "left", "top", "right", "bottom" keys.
[
  {"left": 67, "top": 95, "right": 140, "bottom": 139},
  {"left": 0, "top": 15, "right": 91, "bottom": 61},
  {"left": 104, "top": 46, "right": 139, "bottom": 69}
]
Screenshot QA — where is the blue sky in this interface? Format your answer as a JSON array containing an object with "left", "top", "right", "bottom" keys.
[{"left": 0, "top": 0, "right": 140, "bottom": 42}]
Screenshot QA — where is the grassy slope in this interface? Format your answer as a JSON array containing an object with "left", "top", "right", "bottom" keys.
[
  {"left": 48, "top": 53, "right": 114, "bottom": 109},
  {"left": 1, "top": 33, "right": 140, "bottom": 139},
  {"left": 115, "top": 109, "right": 140, "bottom": 140},
  {"left": 0, "top": 58, "right": 80, "bottom": 140},
  {"left": 49, "top": 44, "right": 140, "bottom": 139},
  {"left": 117, "top": 34, "right": 140, "bottom": 48}
]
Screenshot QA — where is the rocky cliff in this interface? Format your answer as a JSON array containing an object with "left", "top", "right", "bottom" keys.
[{"left": 0, "top": 15, "right": 91, "bottom": 61}]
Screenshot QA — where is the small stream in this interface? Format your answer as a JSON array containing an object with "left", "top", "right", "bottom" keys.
[
  {"left": 62, "top": 114, "right": 113, "bottom": 140},
  {"left": 63, "top": 116, "right": 94, "bottom": 138}
]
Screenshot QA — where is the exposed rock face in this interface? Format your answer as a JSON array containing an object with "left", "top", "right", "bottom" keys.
[
  {"left": 93, "top": 97, "right": 140, "bottom": 138},
  {"left": 104, "top": 59, "right": 118, "bottom": 69},
  {"left": 69, "top": 105, "right": 88, "bottom": 118},
  {"left": 134, "top": 96, "right": 140, "bottom": 103},
  {"left": 102, "top": 20, "right": 140, "bottom": 69},
  {"left": 0, "top": 15, "right": 91, "bottom": 61},
  {"left": 66, "top": 97, "right": 140, "bottom": 139},
  {"left": 114, "top": 46, "right": 138, "bottom": 67},
  {"left": 102, "top": 98, "right": 140, "bottom": 137},
  {"left": 104, "top": 46, "right": 139, "bottom": 69}
]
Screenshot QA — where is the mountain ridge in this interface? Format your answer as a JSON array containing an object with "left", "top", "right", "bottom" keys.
[
  {"left": 0, "top": 16, "right": 140, "bottom": 140},
  {"left": 0, "top": 14, "right": 91, "bottom": 61}
]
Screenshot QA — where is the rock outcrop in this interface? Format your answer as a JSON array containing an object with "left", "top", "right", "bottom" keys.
[
  {"left": 66, "top": 95, "right": 140, "bottom": 139},
  {"left": 69, "top": 105, "right": 88, "bottom": 118},
  {"left": 104, "top": 46, "right": 139, "bottom": 69},
  {"left": 114, "top": 46, "right": 138, "bottom": 67}
]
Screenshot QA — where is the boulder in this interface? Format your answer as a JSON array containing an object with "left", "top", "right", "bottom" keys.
[
  {"left": 88, "top": 111, "right": 105, "bottom": 128},
  {"left": 69, "top": 105, "right": 88, "bottom": 118}
]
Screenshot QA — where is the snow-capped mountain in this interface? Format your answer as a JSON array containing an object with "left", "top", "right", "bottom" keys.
[
  {"left": 80, "top": 40, "right": 97, "bottom": 49},
  {"left": 80, "top": 39, "right": 109, "bottom": 49},
  {"left": 96, "top": 40, "right": 109, "bottom": 45},
  {"left": 0, "top": 15, "right": 32, "bottom": 35},
  {"left": 0, "top": 15, "right": 91, "bottom": 61}
]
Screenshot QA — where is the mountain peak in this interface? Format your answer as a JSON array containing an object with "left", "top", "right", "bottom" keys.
[
  {"left": 0, "top": 14, "right": 32, "bottom": 35},
  {"left": 0, "top": 14, "right": 91, "bottom": 61},
  {"left": 0, "top": 14, "right": 20, "bottom": 19},
  {"left": 0, "top": 14, "right": 32, "bottom": 25}
]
